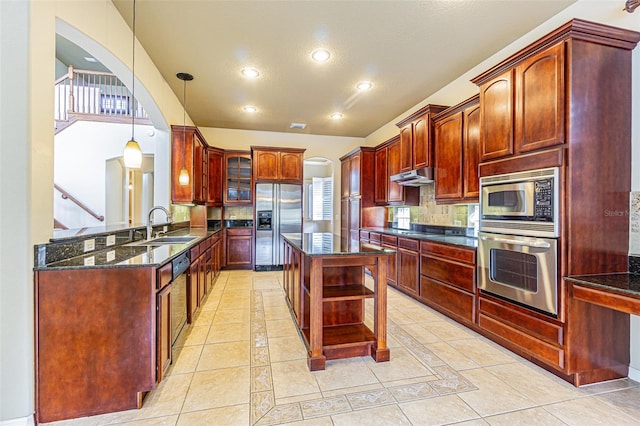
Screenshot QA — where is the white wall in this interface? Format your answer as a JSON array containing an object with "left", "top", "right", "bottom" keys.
[
  {"left": 54, "top": 121, "right": 158, "bottom": 229},
  {"left": 2, "top": 0, "right": 640, "bottom": 424}
]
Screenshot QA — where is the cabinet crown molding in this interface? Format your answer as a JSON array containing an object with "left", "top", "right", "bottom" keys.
[
  {"left": 395, "top": 104, "right": 449, "bottom": 128},
  {"left": 471, "top": 18, "right": 640, "bottom": 85}
]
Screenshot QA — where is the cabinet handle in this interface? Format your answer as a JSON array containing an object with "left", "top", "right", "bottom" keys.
[{"left": 480, "top": 235, "right": 550, "bottom": 248}]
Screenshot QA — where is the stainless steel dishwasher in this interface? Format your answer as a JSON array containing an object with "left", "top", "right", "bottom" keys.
[{"left": 170, "top": 252, "right": 190, "bottom": 346}]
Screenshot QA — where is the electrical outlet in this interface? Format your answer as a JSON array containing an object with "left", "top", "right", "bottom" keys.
[
  {"left": 454, "top": 220, "right": 462, "bottom": 226},
  {"left": 163, "top": 226, "right": 168, "bottom": 233},
  {"left": 106, "top": 250, "right": 116, "bottom": 262},
  {"left": 83, "top": 239, "right": 95, "bottom": 252},
  {"left": 83, "top": 256, "right": 95, "bottom": 266},
  {"left": 106, "top": 235, "right": 116, "bottom": 247}
]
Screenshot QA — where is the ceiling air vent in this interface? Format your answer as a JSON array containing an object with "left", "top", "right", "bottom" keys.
[{"left": 290, "top": 122, "right": 307, "bottom": 129}]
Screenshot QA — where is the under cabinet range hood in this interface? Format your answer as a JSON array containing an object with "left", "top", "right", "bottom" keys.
[{"left": 390, "top": 167, "right": 434, "bottom": 186}]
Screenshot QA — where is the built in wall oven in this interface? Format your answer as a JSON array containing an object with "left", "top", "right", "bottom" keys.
[{"left": 478, "top": 167, "right": 560, "bottom": 317}]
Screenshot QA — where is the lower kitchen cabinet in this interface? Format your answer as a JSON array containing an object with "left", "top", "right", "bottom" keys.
[
  {"left": 156, "top": 282, "right": 172, "bottom": 382},
  {"left": 477, "top": 293, "right": 565, "bottom": 371},
  {"left": 381, "top": 234, "right": 398, "bottom": 288},
  {"left": 397, "top": 237, "right": 419, "bottom": 296},
  {"left": 419, "top": 240, "right": 476, "bottom": 326},
  {"left": 225, "top": 227, "right": 253, "bottom": 269}
]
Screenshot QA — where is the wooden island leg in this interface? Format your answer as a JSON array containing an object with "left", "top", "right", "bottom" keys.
[
  {"left": 308, "top": 257, "right": 326, "bottom": 370},
  {"left": 371, "top": 255, "right": 390, "bottom": 362}
]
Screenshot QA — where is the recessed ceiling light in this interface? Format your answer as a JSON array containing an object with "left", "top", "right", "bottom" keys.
[
  {"left": 241, "top": 67, "right": 260, "bottom": 79},
  {"left": 84, "top": 56, "right": 98, "bottom": 63},
  {"left": 311, "top": 49, "right": 331, "bottom": 63},
  {"left": 330, "top": 113, "right": 343, "bottom": 120},
  {"left": 356, "top": 81, "right": 373, "bottom": 90},
  {"left": 243, "top": 106, "right": 257, "bottom": 113},
  {"left": 290, "top": 122, "right": 307, "bottom": 129}
]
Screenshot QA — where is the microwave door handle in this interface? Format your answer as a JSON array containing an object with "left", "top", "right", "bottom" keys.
[{"left": 480, "top": 235, "right": 551, "bottom": 249}]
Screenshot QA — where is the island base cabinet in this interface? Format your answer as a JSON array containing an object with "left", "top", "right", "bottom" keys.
[
  {"left": 282, "top": 237, "right": 391, "bottom": 371},
  {"left": 35, "top": 268, "right": 156, "bottom": 423}
]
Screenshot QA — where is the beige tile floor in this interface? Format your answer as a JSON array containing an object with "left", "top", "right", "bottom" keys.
[{"left": 44, "top": 270, "right": 640, "bottom": 426}]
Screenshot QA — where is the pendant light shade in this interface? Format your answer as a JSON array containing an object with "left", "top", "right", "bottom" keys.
[
  {"left": 177, "top": 72, "right": 194, "bottom": 186},
  {"left": 124, "top": 139, "right": 143, "bottom": 168},
  {"left": 178, "top": 167, "right": 190, "bottom": 185},
  {"left": 123, "top": 0, "right": 142, "bottom": 169}
]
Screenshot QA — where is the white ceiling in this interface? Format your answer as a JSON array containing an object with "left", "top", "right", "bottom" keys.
[{"left": 102, "top": 0, "right": 576, "bottom": 138}]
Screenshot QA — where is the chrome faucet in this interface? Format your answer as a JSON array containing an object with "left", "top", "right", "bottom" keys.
[{"left": 147, "top": 206, "right": 172, "bottom": 240}]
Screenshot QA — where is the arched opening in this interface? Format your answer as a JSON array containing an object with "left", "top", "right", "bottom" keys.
[{"left": 53, "top": 19, "right": 170, "bottom": 231}]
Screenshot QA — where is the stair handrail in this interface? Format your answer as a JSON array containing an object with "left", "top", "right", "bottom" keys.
[
  {"left": 54, "top": 183, "right": 105, "bottom": 222},
  {"left": 54, "top": 65, "right": 148, "bottom": 122}
]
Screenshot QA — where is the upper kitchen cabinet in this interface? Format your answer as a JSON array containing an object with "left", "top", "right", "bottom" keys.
[
  {"left": 473, "top": 40, "right": 564, "bottom": 162},
  {"left": 224, "top": 151, "right": 252, "bottom": 205},
  {"left": 340, "top": 147, "right": 376, "bottom": 202},
  {"left": 395, "top": 104, "right": 449, "bottom": 172},
  {"left": 374, "top": 145, "right": 388, "bottom": 205},
  {"left": 171, "top": 125, "right": 208, "bottom": 205},
  {"left": 207, "top": 148, "right": 224, "bottom": 206},
  {"left": 340, "top": 147, "right": 378, "bottom": 250},
  {"left": 385, "top": 136, "right": 420, "bottom": 206},
  {"left": 433, "top": 95, "right": 480, "bottom": 203},
  {"left": 251, "top": 147, "right": 305, "bottom": 184}
]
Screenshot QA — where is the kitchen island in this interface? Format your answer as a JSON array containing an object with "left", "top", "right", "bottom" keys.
[{"left": 282, "top": 233, "right": 394, "bottom": 370}]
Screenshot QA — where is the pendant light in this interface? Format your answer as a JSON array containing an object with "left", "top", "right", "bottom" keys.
[
  {"left": 123, "top": 0, "right": 142, "bottom": 169},
  {"left": 176, "top": 72, "right": 193, "bottom": 186}
]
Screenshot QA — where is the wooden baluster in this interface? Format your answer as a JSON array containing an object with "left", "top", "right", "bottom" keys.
[{"left": 67, "top": 65, "right": 75, "bottom": 114}]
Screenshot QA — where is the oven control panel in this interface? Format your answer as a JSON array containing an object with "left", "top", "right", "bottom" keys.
[{"left": 534, "top": 179, "right": 554, "bottom": 220}]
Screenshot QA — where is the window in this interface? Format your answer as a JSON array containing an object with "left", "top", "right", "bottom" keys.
[{"left": 311, "top": 177, "right": 333, "bottom": 221}]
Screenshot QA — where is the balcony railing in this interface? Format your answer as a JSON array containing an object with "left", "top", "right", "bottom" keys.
[{"left": 54, "top": 66, "right": 148, "bottom": 122}]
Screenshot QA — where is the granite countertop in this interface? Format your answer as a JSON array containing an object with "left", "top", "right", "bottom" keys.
[
  {"left": 36, "top": 228, "right": 220, "bottom": 271},
  {"left": 565, "top": 274, "right": 640, "bottom": 298},
  {"left": 282, "top": 233, "right": 395, "bottom": 257},
  {"left": 362, "top": 227, "right": 478, "bottom": 249}
]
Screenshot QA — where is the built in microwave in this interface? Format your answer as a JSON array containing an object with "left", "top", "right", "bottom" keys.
[{"left": 479, "top": 167, "right": 560, "bottom": 238}]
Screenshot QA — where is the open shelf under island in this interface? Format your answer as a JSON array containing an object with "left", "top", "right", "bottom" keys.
[{"left": 281, "top": 233, "right": 395, "bottom": 371}]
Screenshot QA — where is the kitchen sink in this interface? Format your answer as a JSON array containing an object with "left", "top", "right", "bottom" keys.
[{"left": 126, "top": 236, "right": 197, "bottom": 246}]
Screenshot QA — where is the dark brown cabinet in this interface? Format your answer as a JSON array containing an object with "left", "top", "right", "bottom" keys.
[
  {"left": 252, "top": 147, "right": 305, "bottom": 183},
  {"left": 434, "top": 95, "right": 480, "bottom": 203},
  {"left": 226, "top": 227, "right": 253, "bottom": 269},
  {"left": 474, "top": 42, "right": 564, "bottom": 162},
  {"left": 419, "top": 240, "right": 476, "bottom": 326},
  {"left": 171, "top": 125, "right": 207, "bottom": 205},
  {"left": 374, "top": 146, "right": 387, "bottom": 205},
  {"left": 207, "top": 148, "right": 224, "bottom": 206},
  {"left": 339, "top": 147, "right": 379, "bottom": 250},
  {"left": 384, "top": 137, "right": 419, "bottom": 206},
  {"left": 395, "top": 104, "right": 448, "bottom": 172},
  {"left": 397, "top": 238, "right": 419, "bottom": 297},
  {"left": 471, "top": 19, "right": 640, "bottom": 385},
  {"left": 156, "top": 262, "right": 172, "bottom": 383},
  {"left": 224, "top": 151, "right": 252, "bottom": 205},
  {"left": 381, "top": 234, "right": 397, "bottom": 288}
]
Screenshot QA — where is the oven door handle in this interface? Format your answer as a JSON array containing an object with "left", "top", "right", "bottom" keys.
[{"left": 480, "top": 235, "right": 551, "bottom": 248}]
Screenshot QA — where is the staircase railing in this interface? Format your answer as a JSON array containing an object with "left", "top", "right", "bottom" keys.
[
  {"left": 54, "top": 183, "right": 104, "bottom": 222},
  {"left": 54, "top": 65, "right": 148, "bottom": 122}
]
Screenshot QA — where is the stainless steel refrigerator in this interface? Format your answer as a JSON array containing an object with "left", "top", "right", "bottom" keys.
[{"left": 255, "top": 183, "right": 302, "bottom": 271}]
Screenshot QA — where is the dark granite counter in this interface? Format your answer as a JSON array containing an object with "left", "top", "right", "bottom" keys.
[
  {"left": 35, "top": 227, "right": 221, "bottom": 270},
  {"left": 565, "top": 274, "right": 640, "bottom": 299},
  {"left": 362, "top": 227, "right": 478, "bottom": 249},
  {"left": 282, "top": 232, "right": 395, "bottom": 257}
]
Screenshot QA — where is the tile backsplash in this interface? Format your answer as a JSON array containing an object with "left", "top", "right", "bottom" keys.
[
  {"left": 389, "top": 185, "right": 475, "bottom": 228},
  {"left": 630, "top": 191, "right": 640, "bottom": 254}
]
